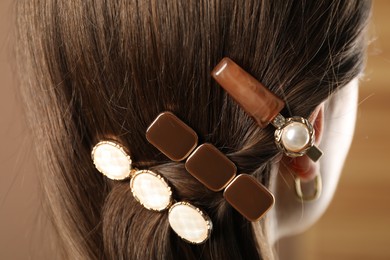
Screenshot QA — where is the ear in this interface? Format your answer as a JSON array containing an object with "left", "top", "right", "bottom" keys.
[
  {"left": 309, "top": 103, "right": 325, "bottom": 144},
  {"left": 284, "top": 103, "right": 325, "bottom": 181}
]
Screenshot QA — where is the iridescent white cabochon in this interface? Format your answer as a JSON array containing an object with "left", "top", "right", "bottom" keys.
[
  {"left": 168, "top": 202, "right": 212, "bottom": 244},
  {"left": 130, "top": 170, "right": 172, "bottom": 211},
  {"left": 92, "top": 141, "right": 132, "bottom": 180}
]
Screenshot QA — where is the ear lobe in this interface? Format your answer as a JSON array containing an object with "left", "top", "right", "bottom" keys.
[{"left": 287, "top": 155, "right": 319, "bottom": 182}]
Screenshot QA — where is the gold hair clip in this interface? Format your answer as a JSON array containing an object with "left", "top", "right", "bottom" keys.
[
  {"left": 91, "top": 140, "right": 212, "bottom": 244},
  {"left": 211, "top": 57, "right": 323, "bottom": 162}
]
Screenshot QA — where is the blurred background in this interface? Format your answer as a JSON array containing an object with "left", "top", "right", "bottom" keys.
[{"left": 1, "top": 1, "right": 389, "bottom": 259}]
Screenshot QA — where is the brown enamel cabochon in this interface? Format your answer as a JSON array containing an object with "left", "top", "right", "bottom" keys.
[
  {"left": 146, "top": 112, "right": 198, "bottom": 161},
  {"left": 185, "top": 143, "right": 237, "bottom": 192},
  {"left": 224, "top": 174, "right": 275, "bottom": 221}
]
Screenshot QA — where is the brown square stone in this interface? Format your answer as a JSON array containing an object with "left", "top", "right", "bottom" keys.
[
  {"left": 224, "top": 174, "right": 274, "bottom": 221},
  {"left": 146, "top": 112, "right": 198, "bottom": 161},
  {"left": 185, "top": 143, "right": 236, "bottom": 191}
]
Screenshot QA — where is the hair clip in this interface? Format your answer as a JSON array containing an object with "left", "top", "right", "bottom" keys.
[
  {"left": 211, "top": 57, "right": 323, "bottom": 162},
  {"left": 147, "top": 112, "right": 274, "bottom": 222},
  {"left": 92, "top": 140, "right": 212, "bottom": 244}
]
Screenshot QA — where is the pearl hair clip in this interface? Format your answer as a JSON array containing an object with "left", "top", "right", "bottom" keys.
[
  {"left": 211, "top": 57, "right": 323, "bottom": 162},
  {"left": 91, "top": 140, "right": 212, "bottom": 244}
]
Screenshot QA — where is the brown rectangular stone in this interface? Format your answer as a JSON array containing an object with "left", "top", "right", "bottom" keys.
[
  {"left": 146, "top": 112, "right": 198, "bottom": 161},
  {"left": 185, "top": 143, "right": 237, "bottom": 192},
  {"left": 211, "top": 57, "right": 285, "bottom": 128},
  {"left": 224, "top": 174, "right": 274, "bottom": 221}
]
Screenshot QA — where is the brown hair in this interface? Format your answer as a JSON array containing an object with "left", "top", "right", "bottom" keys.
[{"left": 16, "top": 0, "right": 371, "bottom": 259}]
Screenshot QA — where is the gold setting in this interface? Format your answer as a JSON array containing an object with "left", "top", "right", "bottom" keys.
[{"left": 274, "top": 116, "right": 315, "bottom": 158}]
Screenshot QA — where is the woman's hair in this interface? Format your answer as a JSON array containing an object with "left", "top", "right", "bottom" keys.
[{"left": 17, "top": 0, "right": 371, "bottom": 259}]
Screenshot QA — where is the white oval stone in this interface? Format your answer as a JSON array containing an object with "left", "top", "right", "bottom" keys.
[
  {"left": 281, "top": 122, "right": 310, "bottom": 152},
  {"left": 168, "top": 202, "right": 211, "bottom": 244},
  {"left": 92, "top": 141, "right": 131, "bottom": 180},
  {"left": 130, "top": 170, "right": 172, "bottom": 211}
]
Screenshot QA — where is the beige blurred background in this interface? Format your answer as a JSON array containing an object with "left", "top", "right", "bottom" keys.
[
  {"left": 1, "top": 1, "right": 389, "bottom": 259},
  {"left": 0, "top": 1, "right": 54, "bottom": 259}
]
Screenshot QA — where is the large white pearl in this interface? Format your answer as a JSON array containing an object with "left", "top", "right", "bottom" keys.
[{"left": 281, "top": 122, "right": 310, "bottom": 152}]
